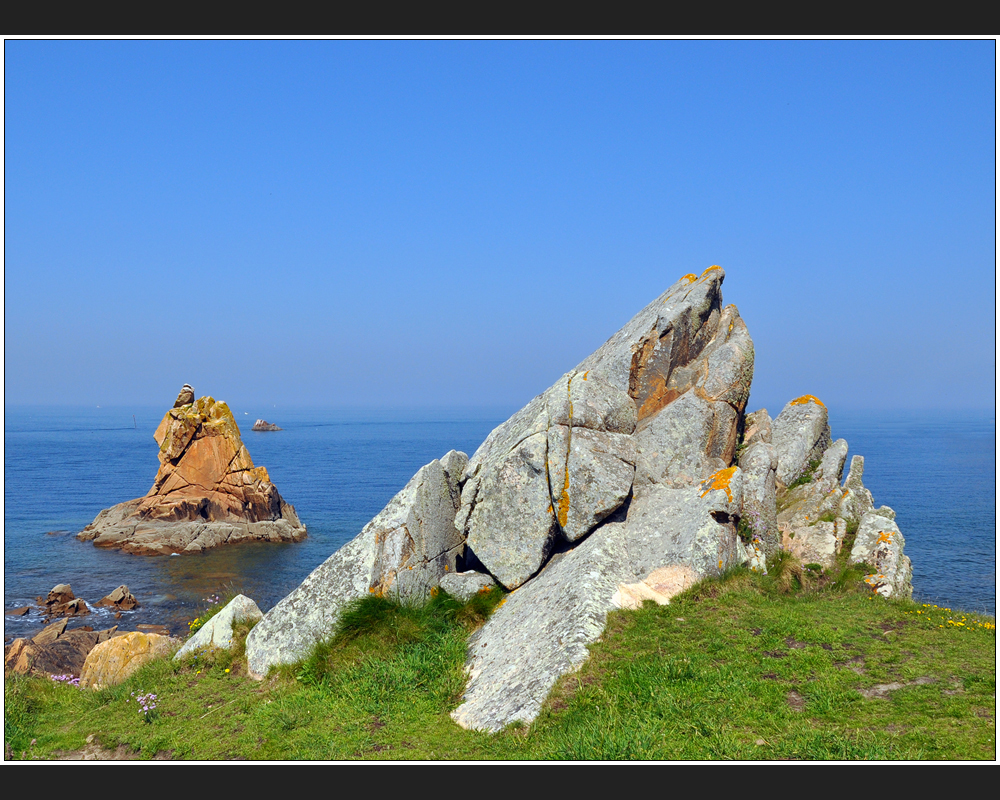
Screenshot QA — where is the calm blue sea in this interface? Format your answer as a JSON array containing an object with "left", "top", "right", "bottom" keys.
[{"left": 3, "top": 405, "right": 995, "bottom": 642}]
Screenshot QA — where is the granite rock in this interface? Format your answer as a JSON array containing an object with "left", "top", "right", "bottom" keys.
[
  {"left": 245, "top": 451, "right": 467, "bottom": 678},
  {"left": 78, "top": 387, "right": 306, "bottom": 555},
  {"left": 174, "top": 595, "right": 263, "bottom": 660}
]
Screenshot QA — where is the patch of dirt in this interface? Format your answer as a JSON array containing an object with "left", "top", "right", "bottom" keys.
[
  {"left": 761, "top": 672, "right": 779, "bottom": 680},
  {"left": 784, "top": 637, "right": 808, "bottom": 649},
  {"left": 820, "top": 643, "right": 833, "bottom": 651},
  {"left": 835, "top": 654, "right": 866, "bottom": 674},
  {"left": 765, "top": 650, "right": 786, "bottom": 658},
  {"left": 750, "top": 628, "right": 762, "bottom": 636},
  {"left": 859, "top": 676, "right": 935, "bottom": 699},
  {"left": 786, "top": 690, "right": 805, "bottom": 712},
  {"left": 53, "top": 742, "right": 142, "bottom": 761},
  {"left": 367, "top": 716, "right": 386, "bottom": 732}
]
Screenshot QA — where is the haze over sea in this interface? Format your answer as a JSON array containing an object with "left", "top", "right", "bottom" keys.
[{"left": 3, "top": 403, "right": 994, "bottom": 643}]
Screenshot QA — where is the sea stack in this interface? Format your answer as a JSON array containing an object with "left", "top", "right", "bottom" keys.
[{"left": 77, "top": 386, "right": 306, "bottom": 555}]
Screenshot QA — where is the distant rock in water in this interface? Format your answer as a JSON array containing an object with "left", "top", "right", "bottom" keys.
[
  {"left": 77, "top": 385, "right": 306, "bottom": 556},
  {"left": 252, "top": 419, "right": 282, "bottom": 431}
]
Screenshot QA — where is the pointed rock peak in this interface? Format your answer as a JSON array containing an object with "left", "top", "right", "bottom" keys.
[
  {"left": 173, "top": 384, "right": 195, "bottom": 408},
  {"left": 789, "top": 394, "right": 826, "bottom": 409}
]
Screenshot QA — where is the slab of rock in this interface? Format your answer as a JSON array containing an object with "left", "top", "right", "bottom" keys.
[
  {"left": 850, "top": 513, "right": 913, "bottom": 599},
  {"left": 439, "top": 571, "right": 497, "bottom": 603},
  {"left": 78, "top": 386, "right": 306, "bottom": 555},
  {"left": 451, "top": 522, "right": 633, "bottom": 732},
  {"left": 174, "top": 595, "right": 263, "bottom": 660},
  {"left": 80, "top": 631, "right": 180, "bottom": 690},
  {"left": 772, "top": 396, "right": 832, "bottom": 487},
  {"left": 245, "top": 451, "right": 468, "bottom": 678},
  {"left": 94, "top": 585, "right": 139, "bottom": 611}
]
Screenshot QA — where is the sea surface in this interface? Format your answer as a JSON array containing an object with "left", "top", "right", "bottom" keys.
[{"left": 3, "top": 405, "right": 995, "bottom": 642}]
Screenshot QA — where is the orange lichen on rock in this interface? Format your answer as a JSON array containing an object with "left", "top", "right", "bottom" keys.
[
  {"left": 789, "top": 395, "right": 826, "bottom": 408},
  {"left": 681, "top": 273, "right": 697, "bottom": 284},
  {"left": 700, "top": 265, "right": 722, "bottom": 277},
  {"left": 876, "top": 531, "right": 894, "bottom": 545},
  {"left": 700, "top": 466, "right": 737, "bottom": 501}
]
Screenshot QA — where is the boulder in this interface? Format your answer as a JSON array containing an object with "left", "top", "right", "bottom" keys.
[
  {"left": 850, "top": 513, "right": 913, "bottom": 599},
  {"left": 79, "top": 631, "right": 180, "bottom": 690},
  {"left": 245, "top": 451, "right": 468, "bottom": 677},
  {"left": 772, "top": 396, "right": 832, "bottom": 487},
  {"left": 94, "top": 585, "right": 139, "bottom": 611},
  {"left": 4, "top": 625, "right": 119, "bottom": 678},
  {"left": 77, "top": 386, "right": 307, "bottom": 555},
  {"left": 38, "top": 585, "right": 90, "bottom": 619},
  {"left": 738, "top": 422, "right": 780, "bottom": 562},
  {"left": 252, "top": 419, "right": 282, "bottom": 431},
  {"left": 174, "top": 595, "right": 263, "bottom": 660}
]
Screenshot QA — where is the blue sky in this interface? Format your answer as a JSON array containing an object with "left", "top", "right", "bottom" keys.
[{"left": 4, "top": 40, "right": 995, "bottom": 414}]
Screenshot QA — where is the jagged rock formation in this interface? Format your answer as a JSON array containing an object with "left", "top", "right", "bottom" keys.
[
  {"left": 95, "top": 585, "right": 139, "bottom": 611},
  {"left": 242, "top": 266, "right": 912, "bottom": 732},
  {"left": 252, "top": 419, "right": 282, "bottom": 431},
  {"left": 4, "top": 622, "right": 122, "bottom": 678},
  {"left": 77, "top": 388, "right": 306, "bottom": 555},
  {"left": 37, "top": 584, "right": 90, "bottom": 619},
  {"left": 768, "top": 397, "right": 912, "bottom": 598}
]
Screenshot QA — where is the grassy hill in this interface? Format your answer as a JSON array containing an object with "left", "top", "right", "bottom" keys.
[{"left": 5, "top": 558, "right": 995, "bottom": 761}]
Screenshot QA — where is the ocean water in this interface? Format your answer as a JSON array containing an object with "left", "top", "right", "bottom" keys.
[{"left": 3, "top": 405, "right": 995, "bottom": 642}]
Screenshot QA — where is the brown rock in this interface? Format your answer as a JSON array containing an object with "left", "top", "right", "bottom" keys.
[
  {"left": 5, "top": 606, "right": 30, "bottom": 616},
  {"left": 80, "top": 631, "right": 179, "bottom": 689},
  {"left": 173, "top": 383, "right": 195, "bottom": 408},
  {"left": 5, "top": 626, "right": 119, "bottom": 677},
  {"left": 45, "top": 584, "right": 75, "bottom": 606},
  {"left": 77, "top": 387, "right": 307, "bottom": 555},
  {"left": 95, "top": 585, "right": 139, "bottom": 610}
]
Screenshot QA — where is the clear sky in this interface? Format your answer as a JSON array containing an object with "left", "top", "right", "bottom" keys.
[{"left": 4, "top": 40, "right": 996, "bottom": 415}]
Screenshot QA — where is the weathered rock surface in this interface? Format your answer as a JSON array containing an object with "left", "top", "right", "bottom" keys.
[
  {"left": 38, "top": 584, "right": 90, "bottom": 619},
  {"left": 95, "top": 585, "right": 139, "bottom": 611},
  {"left": 850, "top": 513, "right": 913, "bottom": 599},
  {"left": 78, "top": 387, "right": 306, "bottom": 555},
  {"left": 772, "top": 396, "right": 832, "bottom": 488},
  {"left": 80, "top": 631, "right": 180, "bottom": 689},
  {"left": 252, "top": 419, "right": 282, "bottom": 431},
  {"left": 439, "top": 571, "right": 498, "bottom": 603},
  {"left": 241, "top": 266, "right": 913, "bottom": 735},
  {"left": 174, "top": 595, "right": 263, "bottom": 660},
  {"left": 5, "top": 624, "right": 120, "bottom": 678},
  {"left": 738, "top": 413, "right": 780, "bottom": 563},
  {"left": 772, "top": 403, "right": 912, "bottom": 592},
  {"left": 451, "top": 522, "right": 633, "bottom": 732},
  {"left": 245, "top": 451, "right": 468, "bottom": 678}
]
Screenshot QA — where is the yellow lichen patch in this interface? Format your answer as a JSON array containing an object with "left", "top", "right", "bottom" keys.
[
  {"left": 789, "top": 395, "right": 826, "bottom": 408},
  {"left": 876, "top": 531, "right": 894, "bottom": 545},
  {"left": 557, "top": 469, "right": 570, "bottom": 527},
  {"left": 680, "top": 273, "right": 697, "bottom": 284},
  {"left": 700, "top": 265, "right": 722, "bottom": 277},
  {"left": 700, "top": 466, "right": 737, "bottom": 501},
  {"left": 582, "top": 371, "right": 590, "bottom": 381}
]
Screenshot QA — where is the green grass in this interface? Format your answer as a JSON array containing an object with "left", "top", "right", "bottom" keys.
[{"left": 5, "top": 576, "right": 994, "bottom": 761}]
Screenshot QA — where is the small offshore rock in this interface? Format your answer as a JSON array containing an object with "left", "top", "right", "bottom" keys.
[
  {"left": 94, "top": 585, "right": 139, "bottom": 611},
  {"left": 252, "top": 419, "right": 282, "bottom": 431}
]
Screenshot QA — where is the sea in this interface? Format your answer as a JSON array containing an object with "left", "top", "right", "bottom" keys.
[{"left": 3, "top": 405, "right": 996, "bottom": 643}]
